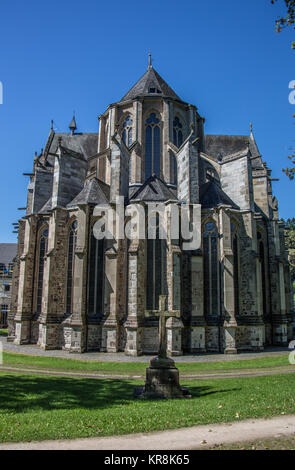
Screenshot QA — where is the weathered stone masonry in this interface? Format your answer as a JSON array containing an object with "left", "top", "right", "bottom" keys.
[{"left": 9, "top": 62, "right": 294, "bottom": 354}]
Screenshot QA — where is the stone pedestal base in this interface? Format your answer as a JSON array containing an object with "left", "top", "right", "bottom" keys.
[
  {"left": 223, "top": 326, "right": 237, "bottom": 354},
  {"left": 188, "top": 326, "right": 206, "bottom": 353},
  {"left": 273, "top": 323, "right": 288, "bottom": 346},
  {"left": 124, "top": 326, "right": 143, "bottom": 356},
  {"left": 38, "top": 323, "right": 60, "bottom": 350},
  {"left": 69, "top": 327, "right": 86, "bottom": 353},
  {"left": 166, "top": 318, "right": 183, "bottom": 356},
  {"left": 134, "top": 356, "right": 191, "bottom": 399},
  {"left": 14, "top": 320, "right": 31, "bottom": 345},
  {"left": 101, "top": 325, "right": 118, "bottom": 352}
]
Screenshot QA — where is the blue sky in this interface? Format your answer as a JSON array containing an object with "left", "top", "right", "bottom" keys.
[{"left": 0, "top": 0, "right": 294, "bottom": 242}]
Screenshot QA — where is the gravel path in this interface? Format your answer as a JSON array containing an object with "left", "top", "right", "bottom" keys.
[
  {"left": 1, "top": 338, "right": 291, "bottom": 363},
  {"left": 0, "top": 364, "right": 294, "bottom": 380},
  {"left": 1, "top": 415, "right": 295, "bottom": 450}
]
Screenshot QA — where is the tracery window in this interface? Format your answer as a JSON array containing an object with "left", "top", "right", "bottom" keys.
[
  {"left": 36, "top": 227, "right": 48, "bottom": 314},
  {"left": 258, "top": 232, "right": 267, "bottom": 314},
  {"left": 203, "top": 221, "right": 219, "bottom": 315},
  {"left": 88, "top": 233, "right": 104, "bottom": 317},
  {"left": 146, "top": 214, "right": 166, "bottom": 310},
  {"left": 145, "top": 113, "right": 161, "bottom": 178},
  {"left": 231, "top": 222, "right": 240, "bottom": 315},
  {"left": 122, "top": 116, "right": 133, "bottom": 147},
  {"left": 66, "top": 220, "right": 78, "bottom": 314},
  {"left": 173, "top": 117, "right": 183, "bottom": 148},
  {"left": 170, "top": 152, "right": 177, "bottom": 185}
]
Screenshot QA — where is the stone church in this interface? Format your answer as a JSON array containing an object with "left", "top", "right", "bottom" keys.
[{"left": 8, "top": 59, "right": 294, "bottom": 355}]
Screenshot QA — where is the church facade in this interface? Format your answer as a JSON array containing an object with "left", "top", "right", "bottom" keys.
[{"left": 8, "top": 61, "right": 294, "bottom": 355}]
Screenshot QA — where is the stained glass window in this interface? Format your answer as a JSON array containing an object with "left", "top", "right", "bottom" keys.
[
  {"left": 88, "top": 233, "right": 104, "bottom": 317},
  {"left": 122, "top": 116, "right": 133, "bottom": 147},
  {"left": 66, "top": 221, "right": 78, "bottom": 314},
  {"left": 233, "top": 234, "right": 240, "bottom": 315},
  {"left": 203, "top": 221, "right": 219, "bottom": 315},
  {"left": 173, "top": 117, "right": 183, "bottom": 148},
  {"left": 36, "top": 227, "right": 48, "bottom": 314},
  {"left": 259, "top": 238, "right": 267, "bottom": 314},
  {"left": 145, "top": 113, "right": 161, "bottom": 178},
  {"left": 146, "top": 214, "right": 166, "bottom": 310}
]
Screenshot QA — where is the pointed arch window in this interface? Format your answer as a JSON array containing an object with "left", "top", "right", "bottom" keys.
[
  {"left": 122, "top": 116, "right": 133, "bottom": 147},
  {"left": 36, "top": 227, "right": 48, "bottom": 314},
  {"left": 88, "top": 233, "right": 104, "bottom": 317},
  {"left": 66, "top": 221, "right": 78, "bottom": 314},
  {"left": 170, "top": 152, "right": 177, "bottom": 185},
  {"left": 145, "top": 113, "right": 161, "bottom": 179},
  {"left": 203, "top": 221, "right": 219, "bottom": 315},
  {"left": 173, "top": 117, "right": 183, "bottom": 148},
  {"left": 231, "top": 222, "right": 240, "bottom": 315},
  {"left": 146, "top": 213, "right": 166, "bottom": 310},
  {"left": 258, "top": 232, "right": 267, "bottom": 314}
]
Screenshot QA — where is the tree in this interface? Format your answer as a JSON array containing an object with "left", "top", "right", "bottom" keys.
[
  {"left": 271, "top": 0, "right": 295, "bottom": 49},
  {"left": 271, "top": 1, "right": 295, "bottom": 179},
  {"left": 283, "top": 218, "right": 295, "bottom": 282}
]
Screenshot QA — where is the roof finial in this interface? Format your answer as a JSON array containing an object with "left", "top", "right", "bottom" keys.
[
  {"left": 51, "top": 119, "right": 54, "bottom": 130},
  {"left": 148, "top": 50, "right": 152, "bottom": 69},
  {"left": 250, "top": 121, "right": 253, "bottom": 134},
  {"left": 69, "top": 111, "right": 77, "bottom": 135}
]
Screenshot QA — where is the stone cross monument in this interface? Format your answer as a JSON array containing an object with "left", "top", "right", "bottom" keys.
[
  {"left": 134, "top": 295, "right": 191, "bottom": 399},
  {"left": 149, "top": 294, "right": 180, "bottom": 359}
]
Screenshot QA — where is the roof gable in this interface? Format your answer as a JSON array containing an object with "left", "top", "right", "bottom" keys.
[
  {"left": 120, "top": 66, "right": 182, "bottom": 102},
  {"left": 67, "top": 178, "right": 110, "bottom": 208},
  {"left": 130, "top": 174, "right": 178, "bottom": 203}
]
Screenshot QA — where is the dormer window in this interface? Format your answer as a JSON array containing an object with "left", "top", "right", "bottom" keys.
[
  {"left": 149, "top": 87, "right": 161, "bottom": 94},
  {"left": 122, "top": 116, "right": 133, "bottom": 147}
]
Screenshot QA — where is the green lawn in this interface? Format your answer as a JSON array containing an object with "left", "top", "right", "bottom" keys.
[
  {"left": 1, "top": 351, "right": 292, "bottom": 376},
  {"left": 0, "top": 371, "right": 295, "bottom": 443}
]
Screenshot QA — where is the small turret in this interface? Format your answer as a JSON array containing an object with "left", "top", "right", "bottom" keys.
[{"left": 69, "top": 112, "right": 77, "bottom": 135}]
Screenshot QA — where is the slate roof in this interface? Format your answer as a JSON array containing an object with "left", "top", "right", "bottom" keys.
[
  {"left": 50, "top": 133, "right": 98, "bottom": 159},
  {"left": 120, "top": 66, "right": 182, "bottom": 103},
  {"left": 0, "top": 244, "right": 17, "bottom": 265},
  {"left": 204, "top": 135, "right": 249, "bottom": 160},
  {"left": 67, "top": 178, "right": 110, "bottom": 208},
  {"left": 204, "top": 133, "right": 264, "bottom": 170},
  {"left": 200, "top": 181, "right": 240, "bottom": 210},
  {"left": 39, "top": 197, "right": 53, "bottom": 214},
  {"left": 129, "top": 174, "right": 178, "bottom": 202},
  {"left": 40, "top": 131, "right": 98, "bottom": 169}
]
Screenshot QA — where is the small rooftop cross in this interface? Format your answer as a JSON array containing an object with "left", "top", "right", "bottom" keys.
[
  {"left": 146, "top": 295, "right": 180, "bottom": 358},
  {"left": 148, "top": 50, "right": 152, "bottom": 68}
]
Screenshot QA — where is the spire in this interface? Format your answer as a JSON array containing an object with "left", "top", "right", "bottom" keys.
[
  {"left": 148, "top": 50, "right": 152, "bottom": 69},
  {"left": 69, "top": 112, "right": 77, "bottom": 135}
]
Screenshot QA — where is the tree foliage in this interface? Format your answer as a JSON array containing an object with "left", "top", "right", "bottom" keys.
[
  {"left": 282, "top": 218, "right": 295, "bottom": 281},
  {"left": 271, "top": 0, "right": 295, "bottom": 48},
  {"left": 271, "top": 1, "right": 295, "bottom": 179}
]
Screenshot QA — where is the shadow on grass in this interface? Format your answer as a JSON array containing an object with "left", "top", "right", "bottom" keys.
[{"left": 0, "top": 374, "right": 240, "bottom": 412}]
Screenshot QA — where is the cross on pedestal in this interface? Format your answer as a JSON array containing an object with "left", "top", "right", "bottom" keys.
[{"left": 146, "top": 295, "right": 180, "bottom": 358}]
